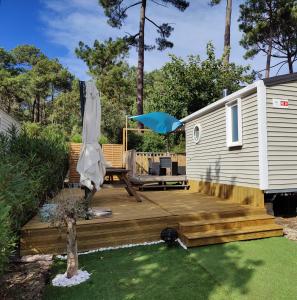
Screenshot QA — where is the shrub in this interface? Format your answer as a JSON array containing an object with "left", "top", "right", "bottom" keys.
[
  {"left": 70, "top": 133, "right": 82, "bottom": 143},
  {"left": 99, "top": 134, "right": 109, "bottom": 145},
  {"left": 141, "top": 132, "right": 167, "bottom": 152},
  {"left": 0, "top": 205, "right": 15, "bottom": 275},
  {"left": 0, "top": 124, "right": 69, "bottom": 274}
]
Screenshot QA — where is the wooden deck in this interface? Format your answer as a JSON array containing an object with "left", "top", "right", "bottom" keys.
[{"left": 20, "top": 187, "right": 283, "bottom": 255}]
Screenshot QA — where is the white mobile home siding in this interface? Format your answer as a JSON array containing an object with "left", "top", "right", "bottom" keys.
[
  {"left": 0, "top": 109, "right": 20, "bottom": 134},
  {"left": 266, "top": 82, "right": 297, "bottom": 190},
  {"left": 186, "top": 90, "right": 260, "bottom": 188}
]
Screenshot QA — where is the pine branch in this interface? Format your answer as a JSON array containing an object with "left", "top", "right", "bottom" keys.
[
  {"left": 256, "top": 59, "right": 288, "bottom": 74},
  {"left": 150, "top": 0, "right": 168, "bottom": 8},
  {"left": 145, "top": 16, "right": 163, "bottom": 31},
  {"left": 122, "top": 1, "right": 142, "bottom": 14},
  {"left": 276, "top": 61, "right": 288, "bottom": 75}
]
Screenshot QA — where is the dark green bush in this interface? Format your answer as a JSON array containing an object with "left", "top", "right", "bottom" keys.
[
  {"left": 0, "top": 124, "right": 68, "bottom": 274},
  {"left": 70, "top": 133, "right": 82, "bottom": 143},
  {"left": 141, "top": 132, "right": 167, "bottom": 152}
]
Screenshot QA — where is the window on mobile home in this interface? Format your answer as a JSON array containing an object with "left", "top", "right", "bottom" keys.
[
  {"left": 193, "top": 124, "right": 201, "bottom": 144},
  {"left": 226, "top": 98, "right": 242, "bottom": 148}
]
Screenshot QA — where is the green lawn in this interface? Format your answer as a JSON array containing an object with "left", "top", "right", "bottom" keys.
[{"left": 44, "top": 237, "right": 297, "bottom": 300}]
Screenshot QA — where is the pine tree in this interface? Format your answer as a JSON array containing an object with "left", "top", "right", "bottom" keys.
[
  {"left": 239, "top": 0, "right": 297, "bottom": 77},
  {"left": 99, "top": 0, "right": 189, "bottom": 127},
  {"left": 210, "top": 0, "right": 233, "bottom": 64}
]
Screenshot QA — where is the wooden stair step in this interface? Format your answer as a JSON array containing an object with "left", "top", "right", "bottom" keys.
[
  {"left": 22, "top": 222, "right": 176, "bottom": 242},
  {"left": 176, "top": 208, "right": 268, "bottom": 223},
  {"left": 180, "top": 224, "right": 283, "bottom": 247},
  {"left": 179, "top": 214, "right": 275, "bottom": 232},
  {"left": 140, "top": 184, "right": 189, "bottom": 191}
]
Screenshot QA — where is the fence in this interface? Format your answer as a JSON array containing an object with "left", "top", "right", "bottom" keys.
[
  {"left": 69, "top": 143, "right": 186, "bottom": 183},
  {"left": 69, "top": 143, "right": 124, "bottom": 183}
]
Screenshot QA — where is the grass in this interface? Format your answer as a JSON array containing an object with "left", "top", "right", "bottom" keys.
[{"left": 44, "top": 237, "right": 297, "bottom": 300}]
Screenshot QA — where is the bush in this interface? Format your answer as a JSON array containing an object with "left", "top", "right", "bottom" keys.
[
  {"left": 70, "top": 133, "right": 82, "bottom": 143},
  {"left": 141, "top": 132, "right": 167, "bottom": 152},
  {"left": 0, "top": 124, "right": 69, "bottom": 274},
  {"left": 0, "top": 205, "right": 15, "bottom": 274}
]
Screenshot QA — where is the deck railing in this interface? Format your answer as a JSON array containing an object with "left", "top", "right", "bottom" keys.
[{"left": 69, "top": 143, "right": 186, "bottom": 182}]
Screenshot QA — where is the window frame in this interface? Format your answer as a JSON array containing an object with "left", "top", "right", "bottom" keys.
[
  {"left": 226, "top": 98, "right": 242, "bottom": 148},
  {"left": 192, "top": 123, "right": 202, "bottom": 144}
]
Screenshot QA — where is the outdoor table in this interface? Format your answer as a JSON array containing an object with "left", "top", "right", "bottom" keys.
[{"left": 105, "top": 168, "right": 142, "bottom": 202}]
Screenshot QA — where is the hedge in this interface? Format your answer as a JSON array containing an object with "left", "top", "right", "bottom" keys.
[{"left": 0, "top": 124, "right": 69, "bottom": 274}]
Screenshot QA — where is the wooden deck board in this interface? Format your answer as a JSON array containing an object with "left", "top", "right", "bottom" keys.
[
  {"left": 130, "top": 175, "right": 187, "bottom": 184},
  {"left": 20, "top": 187, "right": 282, "bottom": 255}
]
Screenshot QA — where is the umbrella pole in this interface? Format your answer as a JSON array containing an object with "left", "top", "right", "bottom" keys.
[{"left": 83, "top": 185, "right": 97, "bottom": 219}]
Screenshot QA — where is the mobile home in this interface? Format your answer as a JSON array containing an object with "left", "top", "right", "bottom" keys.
[
  {"left": 0, "top": 108, "right": 20, "bottom": 134},
  {"left": 181, "top": 73, "right": 297, "bottom": 208}
]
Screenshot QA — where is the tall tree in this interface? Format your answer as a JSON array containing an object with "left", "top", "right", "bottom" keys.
[
  {"left": 239, "top": 0, "right": 297, "bottom": 77},
  {"left": 7, "top": 45, "right": 73, "bottom": 122},
  {"left": 76, "top": 38, "right": 136, "bottom": 143},
  {"left": 98, "top": 0, "right": 189, "bottom": 127},
  {"left": 210, "top": 0, "right": 233, "bottom": 63}
]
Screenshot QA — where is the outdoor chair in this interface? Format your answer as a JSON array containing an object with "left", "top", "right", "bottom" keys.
[{"left": 160, "top": 157, "right": 172, "bottom": 175}]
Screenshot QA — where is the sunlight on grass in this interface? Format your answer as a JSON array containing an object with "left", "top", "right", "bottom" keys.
[{"left": 44, "top": 237, "right": 297, "bottom": 300}]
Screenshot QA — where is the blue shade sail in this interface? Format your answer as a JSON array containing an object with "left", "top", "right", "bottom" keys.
[
  {"left": 129, "top": 112, "right": 183, "bottom": 134},
  {"left": 231, "top": 104, "right": 239, "bottom": 142}
]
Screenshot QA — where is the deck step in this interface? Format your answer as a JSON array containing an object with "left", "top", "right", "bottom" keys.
[
  {"left": 180, "top": 224, "right": 283, "bottom": 247},
  {"left": 139, "top": 184, "right": 189, "bottom": 191},
  {"left": 179, "top": 214, "right": 275, "bottom": 233}
]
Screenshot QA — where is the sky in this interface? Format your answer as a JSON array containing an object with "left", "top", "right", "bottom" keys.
[{"left": 0, "top": 0, "right": 283, "bottom": 80}]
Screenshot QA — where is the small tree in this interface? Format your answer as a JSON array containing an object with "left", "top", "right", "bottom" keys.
[{"left": 51, "top": 191, "right": 85, "bottom": 279}]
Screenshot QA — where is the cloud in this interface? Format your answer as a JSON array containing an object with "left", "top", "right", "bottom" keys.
[{"left": 40, "top": 0, "right": 279, "bottom": 79}]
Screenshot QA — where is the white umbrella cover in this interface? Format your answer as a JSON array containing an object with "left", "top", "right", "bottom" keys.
[{"left": 77, "top": 81, "right": 106, "bottom": 191}]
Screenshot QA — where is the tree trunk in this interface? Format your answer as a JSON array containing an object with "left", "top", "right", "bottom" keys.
[
  {"left": 36, "top": 94, "right": 41, "bottom": 123},
  {"left": 32, "top": 98, "right": 36, "bottom": 122},
  {"left": 136, "top": 0, "right": 146, "bottom": 129},
  {"left": 265, "top": 38, "right": 272, "bottom": 78},
  {"left": 65, "top": 216, "right": 78, "bottom": 279},
  {"left": 223, "top": 0, "right": 232, "bottom": 64},
  {"left": 288, "top": 54, "right": 294, "bottom": 73}
]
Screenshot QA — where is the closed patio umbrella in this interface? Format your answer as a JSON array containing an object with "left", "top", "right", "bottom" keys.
[{"left": 77, "top": 81, "right": 106, "bottom": 192}]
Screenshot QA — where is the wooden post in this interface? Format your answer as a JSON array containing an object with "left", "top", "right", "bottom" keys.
[
  {"left": 125, "top": 115, "right": 128, "bottom": 152},
  {"left": 123, "top": 128, "right": 126, "bottom": 153}
]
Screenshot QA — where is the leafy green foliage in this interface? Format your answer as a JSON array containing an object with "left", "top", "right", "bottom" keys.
[
  {"left": 98, "top": 0, "right": 190, "bottom": 118},
  {"left": 0, "top": 45, "right": 73, "bottom": 122},
  {"left": 48, "top": 80, "right": 81, "bottom": 136},
  {"left": 0, "top": 205, "right": 15, "bottom": 275},
  {"left": 146, "top": 43, "right": 254, "bottom": 119},
  {"left": 76, "top": 38, "right": 136, "bottom": 144},
  {"left": 70, "top": 133, "right": 82, "bottom": 143},
  {"left": 0, "top": 125, "right": 68, "bottom": 274},
  {"left": 141, "top": 132, "right": 167, "bottom": 152}
]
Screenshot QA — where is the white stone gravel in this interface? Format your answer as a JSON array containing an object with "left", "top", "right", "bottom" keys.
[
  {"left": 56, "top": 240, "right": 165, "bottom": 260},
  {"left": 52, "top": 270, "right": 91, "bottom": 287}
]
